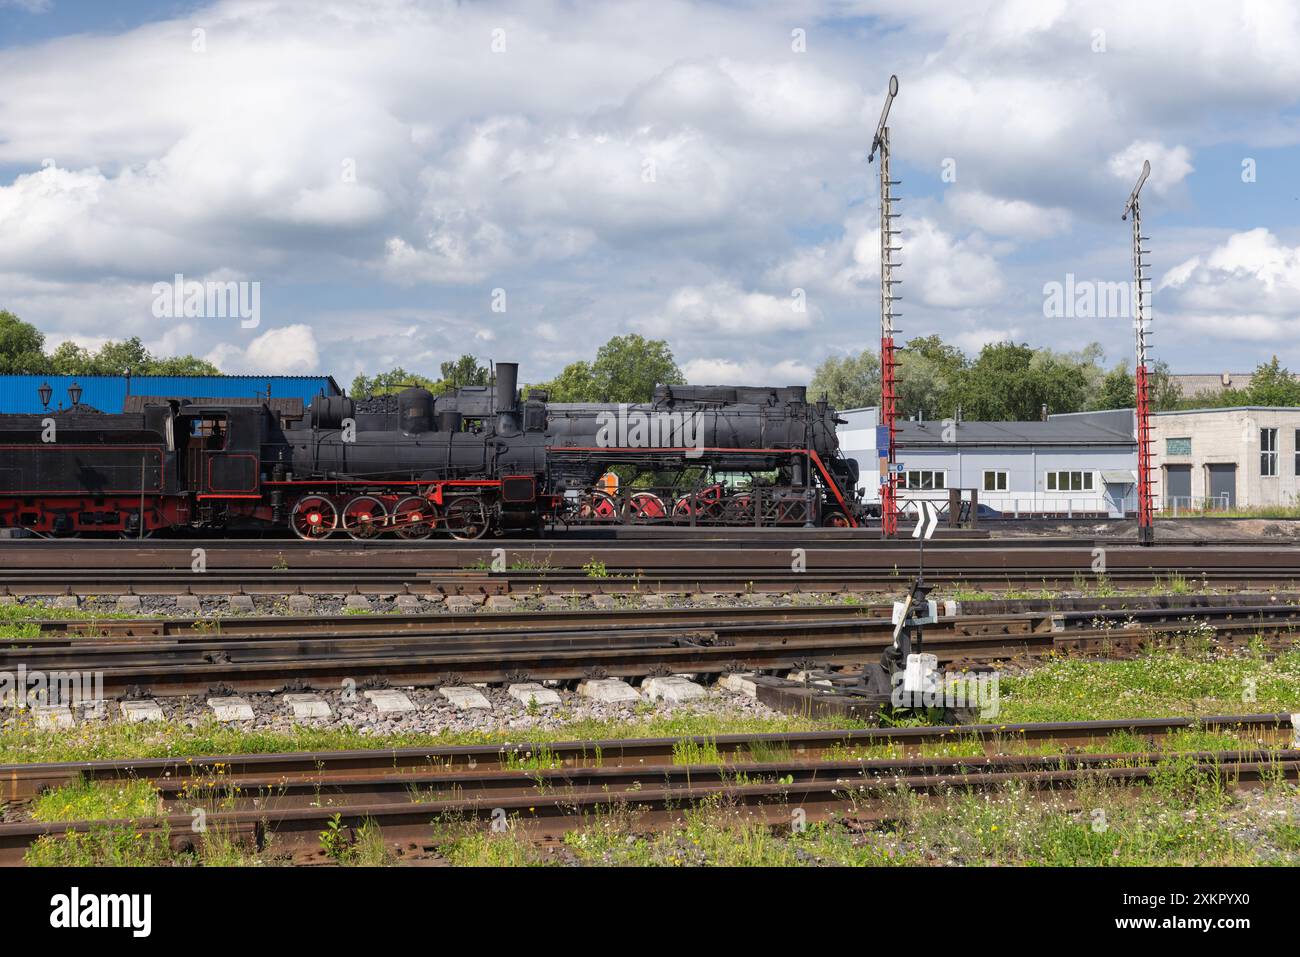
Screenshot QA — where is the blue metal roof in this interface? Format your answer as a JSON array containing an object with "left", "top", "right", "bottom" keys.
[{"left": 0, "top": 374, "right": 341, "bottom": 414}]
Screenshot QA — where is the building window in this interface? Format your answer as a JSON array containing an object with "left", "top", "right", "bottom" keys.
[
  {"left": 982, "top": 470, "right": 1008, "bottom": 491},
  {"left": 1166, "top": 437, "right": 1191, "bottom": 455},
  {"left": 1261, "top": 428, "right": 1278, "bottom": 476},
  {"left": 1294, "top": 429, "right": 1299, "bottom": 475},
  {"left": 902, "top": 470, "right": 946, "bottom": 490},
  {"left": 1046, "top": 470, "right": 1094, "bottom": 492}
]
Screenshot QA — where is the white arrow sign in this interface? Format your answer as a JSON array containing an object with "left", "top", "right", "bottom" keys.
[{"left": 912, "top": 501, "right": 940, "bottom": 540}]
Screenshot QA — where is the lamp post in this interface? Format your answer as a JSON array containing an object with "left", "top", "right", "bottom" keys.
[
  {"left": 68, "top": 381, "right": 82, "bottom": 409},
  {"left": 37, "top": 381, "right": 52, "bottom": 410}
]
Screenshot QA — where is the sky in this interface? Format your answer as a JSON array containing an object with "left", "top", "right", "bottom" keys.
[{"left": 2, "top": 0, "right": 1299, "bottom": 389}]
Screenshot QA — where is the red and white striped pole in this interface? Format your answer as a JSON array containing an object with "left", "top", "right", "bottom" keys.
[
  {"left": 870, "top": 75, "right": 901, "bottom": 538},
  {"left": 1123, "top": 160, "right": 1155, "bottom": 546}
]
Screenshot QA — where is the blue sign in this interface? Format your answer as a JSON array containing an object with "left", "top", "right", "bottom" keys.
[{"left": 875, "top": 425, "right": 891, "bottom": 454}]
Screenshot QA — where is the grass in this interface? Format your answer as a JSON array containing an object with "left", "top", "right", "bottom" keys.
[
  {"left": 28, "top": 778, "right": 1298, "bottom": 867},
  {"left": 319, "top": 815, "right": 395, "bottom": 866},
  {"left": 884, "top": 779, "right": 1260, "bottom": 866},
  {"left": 30, "top": 777, "right": 162, "bottom": 822},
  {"left": 25, "top": 824, "right": 176, "bottom": 867},
  {"left": 3, "top": 643, "right": 1297, "bottom": 764},
  {"left": 994, "top": 644, "right": 1300, "bottom": 722},
  {"left": 0, "top": 600, "right": 147, "bottom": 639},
  {"left": 672, "top": 737, "right": 722, "bottom": 765},
  {"left": 1160, "top": 505, "right": 1300, "bottom": 519},
  {"left": 563, "top": 806, "right": 910, "bottom": 866},
  {"left": 0, "top": 711, "right": 855, "bottom": 765}
]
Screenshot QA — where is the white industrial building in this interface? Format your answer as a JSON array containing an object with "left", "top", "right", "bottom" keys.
[
  {"left": 1152, "top": 407, "right": 1300, "bottom": 510},
  {"left": 838, "top": 408, "right": 1138, "bottom": 518}
]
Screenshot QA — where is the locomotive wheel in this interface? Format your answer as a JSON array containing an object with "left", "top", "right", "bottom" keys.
[
  {"left": 628, "top": 492, "right": 667, "bottom": 522},
  {"left": 821, "top": 507, "right": 852, "bottom": 528},
  {"left": 291, "top": 495, "right": 339, "bottom": 540},
  {"left": 722, "top": 493, "right": 755, "bottom": 525},
  {"left": 444, "top": 496, "right": 488, "bottom": 541},
  {"left": 578, "top": 491, "right": 618, "bottom": 521},
  {"left": 342, "top": 495, "right": 387, "bottom": 541},
  {"left": 391, "top": 495, "right": 436, "bottom": 540},
  {"left": 673, "top": 486, "right": 723, "bottom": 521}
]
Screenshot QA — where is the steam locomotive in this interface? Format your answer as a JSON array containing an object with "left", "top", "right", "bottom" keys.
[{"left": 0, "top": 361, "right": 864, "bottom": 539}]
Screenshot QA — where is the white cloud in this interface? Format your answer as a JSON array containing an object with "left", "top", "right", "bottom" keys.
[
  {"left": 952, "top": 326, "right": 1024, "bottom": 353},
  {"left": 1154, "top": 228, "right": 1300, "bottom": 352},
  {"left": 3, "top": 0, "right": 1300, "bottom": 380},
  {"left": 946, "top": 190, "right": 1072, "bottom": 238},
  {"left": 769, "top": 214, "right": 1005, "bottom": 309},
  {"left": 682, "top": 356, "right": 812, "bottom": 384},
  {"left": 647, "top": 282, "right": 816, "bottom": 336},
  {"left": 1108, "top": 140, "right": 1194, "bottom": 195},
  {"left": 207, "top": 324, "right": 321, "bottom": 374}
]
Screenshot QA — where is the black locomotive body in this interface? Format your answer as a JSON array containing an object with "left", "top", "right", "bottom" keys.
[{"left": 0, "top": 361, "right": 865, "bottom": 539}]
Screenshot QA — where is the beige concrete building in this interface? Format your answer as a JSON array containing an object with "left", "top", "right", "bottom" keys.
[{"left": 1152, "top": 407, "right": 1300, "bottom": 510}]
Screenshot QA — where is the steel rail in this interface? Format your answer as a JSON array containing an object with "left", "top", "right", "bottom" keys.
[
  {"left": 24, "top": 591, "right": 1300, "bottom": 639},
  {"left": 3, "top": 712, "right": 1291, "bottom": 804},
  {"left": 3, "top": 610, "right": 1298, "bottom": 696},
  {"left": 2, "top": 743, "right": 1295, "bottom": 864},
  {"left": 0, "top": 623, "right": 1285, "bottom": 698}
]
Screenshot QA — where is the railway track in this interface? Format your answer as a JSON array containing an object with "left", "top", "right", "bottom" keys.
[
  {"left": 5, "top": 599, "right": 1299, "bottom": 697},
  {"left": 25, "top": 590, "right": 1300, "bottom": 638},
  {"left": 4, "top": 541, "right": 1300, "bottom": 595},
  {"left": 2, "top": 713, "right": 1294, "bottom": 865}
]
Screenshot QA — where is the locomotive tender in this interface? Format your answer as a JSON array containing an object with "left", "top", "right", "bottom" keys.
[{"left": 0, "top": 361, "right": 864, "bottom": 539}]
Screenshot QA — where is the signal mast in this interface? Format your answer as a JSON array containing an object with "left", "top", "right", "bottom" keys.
[
  {"left": 1122, "top": 160, "right": 1155, "bottom": 546},
  {"left": 868, "top": 75, "right": 901, "bottom": 537}
]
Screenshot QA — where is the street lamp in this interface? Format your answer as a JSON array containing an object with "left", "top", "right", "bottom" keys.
[
  {"left": 37, "top": 381, "right": 52, "bottom": 410},
  {"left": 68, "top": 381, "right": 82, "bottom": 408}
]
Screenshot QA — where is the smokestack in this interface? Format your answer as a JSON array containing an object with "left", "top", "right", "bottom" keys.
[
  {"left": 495, "top": 361, "right": 520, "bottom": 433},
  {"left": 1040, "top": 403, "right": 1048, "bottom": 422}
]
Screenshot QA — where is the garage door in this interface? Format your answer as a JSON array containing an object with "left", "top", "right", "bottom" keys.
[
  {"left": 1165, "top": 465, "right": 1191, "bottom": 506},
  {"left": 1207, "top": 463, "right": 1236, "bottom": 508}
]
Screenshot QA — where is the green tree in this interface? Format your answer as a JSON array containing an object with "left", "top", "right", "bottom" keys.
[
  {"left": 897, "top": 335, "right": 966, "bottom": 419},
  {"left": 951, "top": 342, "right": 1094, "bottom": 420},
  {"left": 949, "top": 343, "right": 1037, "bottom": 420},
  {"left": 1244, "top": 356, "right": 1300, "bottom": 406},
  {"left": 146, "top": 354, "right": 221, "bottom": 375},
  {"left": 351, "top": 367, "right": 438, "bottom": 396},
  {"left": 439, "top": 355, "right": 489, "bottom": 387},
  {"left": 534, "top": 335, "right": 684, "bottom": 403},
  {"left": 538, "top": 361, "right": 598, "bottom": 402},
  {"left": 590, "top": 334, "right": 684, "bottom": 402},
  {"left": 48, "top": 335, "right": 217, "bottom": 376},
  {"left": 90, "top": 337, "right": 152, "bottom": 375},
  {"left": 0, "top": 311, "right": 51, "bottom": 374},
  {"left": 809, "top": 349, "right": 880, "bottom": 409},
  {"left": 1093, "top": 364, "right": 1136, "bottom": 410},
  {"left": 1147, "top": 361, "right": 1183, "bottom": 411}
]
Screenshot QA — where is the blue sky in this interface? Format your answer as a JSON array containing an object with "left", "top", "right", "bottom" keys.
[{"left": 2, "top": 0, "right": 1299, "bottom": 388}]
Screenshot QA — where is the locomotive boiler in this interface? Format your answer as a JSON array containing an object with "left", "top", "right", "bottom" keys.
[{"left": 0, "top": 361, "right": 865, "bottom": 540}]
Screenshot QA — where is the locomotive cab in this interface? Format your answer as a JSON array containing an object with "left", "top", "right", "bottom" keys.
[{"left": 175, "top": 404, "right": 265, "bottom": 503}]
